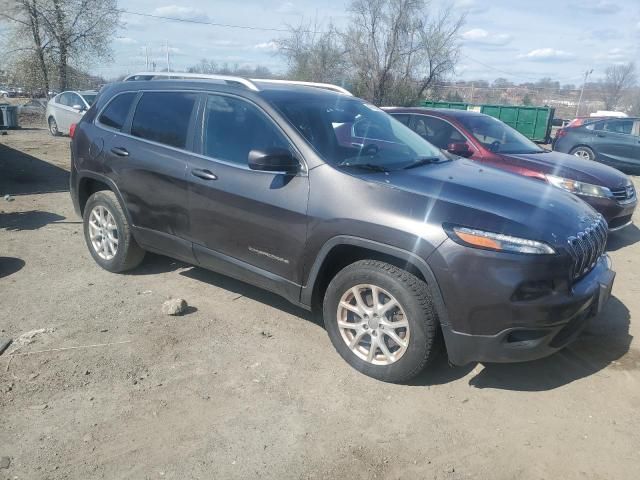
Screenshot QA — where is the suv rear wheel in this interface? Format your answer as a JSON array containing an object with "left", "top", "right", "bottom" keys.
[
  {"left": 83, "top": 191, "right": 145, "bottom": 272},
  {"left": 570, "top": 146, "right": 595, "bottom": 161},
  {"left": 323, "top": 260, "right": 438, "bottom": 382}
]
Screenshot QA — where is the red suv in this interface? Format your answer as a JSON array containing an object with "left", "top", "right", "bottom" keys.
[{"left": 385, "top": 108, "right": 636, "bottom": 231}]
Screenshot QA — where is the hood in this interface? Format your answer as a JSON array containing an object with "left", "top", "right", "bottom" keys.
[
  {"left": 500, "top": 150, "right": 630, "bottom": 189},
  {"left": 365, "top": 159, "right": 599, "bottom": 248}
]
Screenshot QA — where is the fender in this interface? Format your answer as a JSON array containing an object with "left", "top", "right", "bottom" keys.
[
  {"left": 74, "top": 170, "right": 134, "bottom": 226},
  {"left": 300, "top": 235, "right": 450, "bottom": 329}
]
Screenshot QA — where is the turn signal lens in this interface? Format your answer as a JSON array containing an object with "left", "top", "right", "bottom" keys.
[
  {"left": 69, "top": 123, "right": 77, "bottom": 138},
  {"left": 449, "top": 227, "right": 556, "bottom": 255}
]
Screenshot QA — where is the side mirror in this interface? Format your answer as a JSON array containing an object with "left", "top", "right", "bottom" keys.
[
  {"left": 248, "top": 148, "right": 299, "bottom": 174},
  {"left": 72, "top": 104, "right": 85, "bottom": 112},
  {"left": 447, "top": 142, "right": 473, "bottom": 158}
]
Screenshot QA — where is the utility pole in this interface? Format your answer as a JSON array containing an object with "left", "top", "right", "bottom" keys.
[
  {"left": 470, "top": 82, "right": 475, "bottom": 104},
  {"left": 144, "top": 46, "right": 149, "bottom": 70},
  {"left": 576, "top": 69, "right": 593, "bottom": 117},
  {"left": 166, "top": 40, "right": 171, "bottom": 73}
]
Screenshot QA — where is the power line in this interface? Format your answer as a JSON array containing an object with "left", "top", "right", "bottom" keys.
[
  {"left": 121, "top": 10, "right": 586, "bottom": 85},
  {"left": 121, "top": 10, "right": 324, "bottom": 33}
]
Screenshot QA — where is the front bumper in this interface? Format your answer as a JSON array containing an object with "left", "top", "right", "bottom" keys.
[
  {"left": 579, "top": 194, "right": 636, "bottom": 231},
  {"left": 429, "top": 240, "right": 615, "bottom": 366}
]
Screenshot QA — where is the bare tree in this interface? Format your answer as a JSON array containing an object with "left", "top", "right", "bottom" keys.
[
  {"left": 600, "top": 62, "right": 637, "bottom": 110},
  {"left": 41, "top": 0, "right": 120, "bottom": 90},
  {"left": 1, "top": 0, "right": 120, "bottom": 91},
  {"left": 345, "top": 0, "right": 465, "bottom": 105},
  {"left": 275, "top": 20, "right": 347, "bottom": 84},
  {"left": 0, "top": 0, "right": 53, "bottom": 93}
]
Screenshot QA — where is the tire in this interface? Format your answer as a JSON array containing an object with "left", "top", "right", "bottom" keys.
[
  {"left": 570, "top": 146, "right": 595, "bottom": 161},
  {"left": 83, "top": 191, "right": 145, "bottom": 272},
  {"left": 48, "top": 117, "right": 60, "bottom": 136},
  {"left": 323, "top": 260, "right": 438, "bottom": 382}
]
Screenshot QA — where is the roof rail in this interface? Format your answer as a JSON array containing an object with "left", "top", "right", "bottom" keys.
[
  {"left": 123, "top": 72, "right": 259, "bottom": 91},
  {"left": 251, "top": 79, "right": 353, "bottom": 96},
  {"left": 122, "top": 72, "right": 352, "bottom": 96}
]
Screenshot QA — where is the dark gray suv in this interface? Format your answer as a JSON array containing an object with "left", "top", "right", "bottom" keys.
[{"left": 70, "top": 73, "right": 616, "bottom": 382}]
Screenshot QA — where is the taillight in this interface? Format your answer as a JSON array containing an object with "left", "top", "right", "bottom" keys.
[
  {"left": 69, "top": 123, "right": 77, "bottom": 138},
  {"left": 555, "top": 128, "right": 567, "bottom": 138}
]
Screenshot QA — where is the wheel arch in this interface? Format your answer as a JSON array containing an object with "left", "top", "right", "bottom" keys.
[
  {"left": 77, "top": 173, "right": 133, "bottom": 226},
  {"left": 302, "top": 236, "right": 449, "bottom": 329}
]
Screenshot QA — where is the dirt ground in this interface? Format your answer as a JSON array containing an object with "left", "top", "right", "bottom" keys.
[{"left": 1, "top": 127, "right": 640, "bottom": 480}]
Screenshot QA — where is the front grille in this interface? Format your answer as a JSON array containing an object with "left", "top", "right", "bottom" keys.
[
  {"left": 566, "top": 215, "right": 608, "bottom": 281},
  {"left": 610, "top": 184, "right": 636, "bottom": 203}
]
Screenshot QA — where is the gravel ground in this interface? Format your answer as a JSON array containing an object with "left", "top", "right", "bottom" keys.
[{"left": 1, "top": 128, "right": 640, "bottom": 480}]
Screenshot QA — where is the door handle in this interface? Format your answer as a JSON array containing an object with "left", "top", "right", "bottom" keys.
[
  {"left": 191, "top": 168, "right": 218, "bottom": 180},
  {"left": 110, "top": 147, "right": 129, "bottom": 157}
]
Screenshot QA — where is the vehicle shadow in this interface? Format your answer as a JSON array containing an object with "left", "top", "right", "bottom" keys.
[
  {"left": 0, "top": 210, "right": 70, "bottom": 231},
  {"left": 0, "top": 256, "right": 25, "bottom": 279},
  {"left": 179, "top": 266, "right": 318, "bottom": 324},
  {"left": 0, "top": 143, "right": 69, "bottom": 195},
  {"left": 128, "top": 253, "right": 188, "bottom": 276},
  {"left": 466, "top": 296, "right": 632, "bottom": 391},
  {"left": 607, "top": 224, "right": 640, "bottom": 251}
]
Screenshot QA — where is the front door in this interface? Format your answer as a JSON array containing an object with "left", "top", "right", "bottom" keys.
[{"left": 186, "top": 93, "right": 310, "bottom": 291}]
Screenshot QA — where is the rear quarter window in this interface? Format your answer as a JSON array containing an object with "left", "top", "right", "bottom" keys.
[
  {"left": 131, "top": 92, "right": 198, "bottom": 149},
  {"left": 98, "top": 92, "right": 136, "bottom": 131}
]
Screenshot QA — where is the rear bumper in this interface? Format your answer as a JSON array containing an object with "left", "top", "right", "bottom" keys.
[{"left": 429, "top": 240, "right": 615, "bottom": 366}]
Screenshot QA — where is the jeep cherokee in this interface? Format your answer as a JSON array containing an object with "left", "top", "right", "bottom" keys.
[{"left": 70, "top": 73, "right": 615, "bottom": 382}]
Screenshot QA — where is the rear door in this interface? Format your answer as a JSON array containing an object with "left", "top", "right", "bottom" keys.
[
  {"left": 55, "top": 93, "right": 75, "bottom": 133},
  {"left": 99, "top": 90, "right": 199, "bottom": 261},
  {"left": 186, "top": 93, "right": 310, "bottom": 291},
  {"left": 591, "top": 119, "right": 637, "bottom": 166}
]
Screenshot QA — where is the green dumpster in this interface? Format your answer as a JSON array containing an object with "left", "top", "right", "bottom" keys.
[{"left": 478, "top": 105, "right": 554, "bottom": 144}]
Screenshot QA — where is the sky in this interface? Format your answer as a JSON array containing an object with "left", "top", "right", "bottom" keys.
[{"left": 100, "top": 0, "right": 640, "bottom": 84}]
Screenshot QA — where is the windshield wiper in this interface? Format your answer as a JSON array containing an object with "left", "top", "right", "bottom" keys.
[
  {"left": 341, "top": 163, "right": 390, "bottom": 173},
  {"left": 403, "top": 157, "right": 441, "bottom": 170}
]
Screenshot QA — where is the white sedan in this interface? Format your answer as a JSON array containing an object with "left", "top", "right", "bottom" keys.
[{"left": 46, "top": 90, "right": 98, "bottom": 135}]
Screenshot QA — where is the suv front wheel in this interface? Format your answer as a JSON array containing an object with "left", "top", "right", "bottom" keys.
[
  {"left": 83, "top": 191, "right": 145, "bottom": 272},
  {"left": 323, "top": 260, "right": 438, "bottom": 382}
]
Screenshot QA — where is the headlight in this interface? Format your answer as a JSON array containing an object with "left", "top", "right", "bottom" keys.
[
  {"left": 545, "top": 174, "right": 611, "bottom": 198},
  {"left": 448, "top": 226, "right": 556, "bottom": 254}
]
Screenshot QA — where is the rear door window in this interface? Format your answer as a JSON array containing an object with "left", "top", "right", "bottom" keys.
[
  {"left": 58, "top": 93, "right": 72, "bottom": 106},
  {"left": 203, "top": 94, "right": 290, "bottom": 165},
  {"left": 131, "top": 92, "right": 198, "bottom": 149},
  {"left": 98, "top": 92, "right": 136, "bottom": 131},
  {"left": 603, "top": 119, "right": 633, "bottom": 135},
  {"left": 415, "top": 116, "right": 464, "bottom": 149}
]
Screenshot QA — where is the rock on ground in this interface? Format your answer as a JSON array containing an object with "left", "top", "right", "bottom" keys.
[{"left": 161, "top": 298, "right": 188, "bottom": 316}]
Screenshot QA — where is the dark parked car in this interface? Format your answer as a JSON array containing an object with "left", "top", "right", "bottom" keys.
[
  {"left": 70, "top": 73, "right": 615, "bottom": 382},
  {"left": 553, "top": 117, "right": 640, "bottom": 172},
  {"left": 386, "top": 108, "right": 637, "bottom": 231}
]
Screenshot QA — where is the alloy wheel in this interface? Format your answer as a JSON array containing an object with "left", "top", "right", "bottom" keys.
[
  {"left": 336, "top": 284, "right": 410, "bottom": 365},
  {"left": 573, "top": 148, "right": 592, "bottom": 160},
  {"left": 88, "top": 205, "right": 119, "bottom": 260}
]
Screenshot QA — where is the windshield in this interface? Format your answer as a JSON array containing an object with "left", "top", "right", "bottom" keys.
[
  {"left": 81, "top": 94, "right": 97, "bottom": 106},
  {"left": 265, "top": 93, "right": 446, "bottom": 171},
  {"left": 457, "top": 114, "right": 544, "bottom": 154}
]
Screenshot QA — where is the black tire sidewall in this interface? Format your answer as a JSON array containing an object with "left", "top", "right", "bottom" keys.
[
  {"left": 323, "top": 263, "right": 433, "bottom": 382},
  {"left": 83, "top": 193, "right": 130, "bottom": 273},
  {"left": 49, "top": 118, "right": 58, "bottom": 136}
]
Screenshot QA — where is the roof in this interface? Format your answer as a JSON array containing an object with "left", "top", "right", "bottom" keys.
[{"left": 383, "top": 106, "right": 485, "bottom": 118}]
